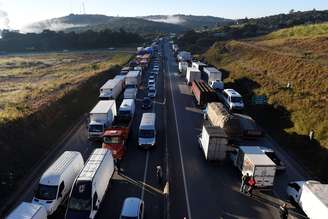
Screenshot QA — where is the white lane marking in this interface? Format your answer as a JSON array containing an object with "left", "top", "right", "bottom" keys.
[
  {"left": 167, "top": 45, "right": 192, "bottom": 219},
  {"left": 141, "top": 151, "right": 150, "bottom": 201}
]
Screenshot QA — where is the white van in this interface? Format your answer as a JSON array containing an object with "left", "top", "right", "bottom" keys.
[
  {"left": 138, "top": 113, "right": 156, "bottom": 149},
  {"left": 119, "top": 99, "right": 136, "bottom": 118},
  {"left": 32, "top": 151, "right": 84, "bottom": 215},
  {"left": 222, "top": 89, "right": 244, "bottom": 111},
  {"left": 6, "top": 202, "right": 47, "bottom": 219},
  {"left": 65, "top": 148, "right": 114, "bottom": 219}
]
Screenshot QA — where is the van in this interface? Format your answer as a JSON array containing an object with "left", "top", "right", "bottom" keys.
[
  {"left": 119, "top": 99, "right": 136, "bottom": 118},
  {"left": 32, "top": 151, "right": 84, "bottom": 215},
  {"left": 138, "top": 113, "right": 156, "bottom": 149},
  {"left": 65, "top": 148, "right": 114, "bottom": 219},
  {"left": 6, "top": 202, "right": 47, "bottom": 219},
  {"left": 222, "top": 89, "right": 244, "bottom": 111}
]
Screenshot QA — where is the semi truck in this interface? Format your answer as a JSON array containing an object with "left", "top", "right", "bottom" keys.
[
  {"left": 198, "top": 122, "right": 229, "bottom": 161},
  {"left": 125, "top": 70, "right": 141, "bottom": 88},
  {"left": 124, "top": 87, "right": 138, "bottom": 99},
  {"left": 203, "top": 67, "right": 224, "bottom": 91},
  {"left": 206, "top": 102, "right": 262, "bottom": 139},
  {"left": 191, "top": 80, "right": 217, "bottom": 107},
  {"left": 192, "top": 61, "right": 207, "bottom": 72},
  {"left": 102, "top": 99, "right": 135, "bottom": 159},
  {"left": 186, "top": 67, "right": 201, "bottom": 85},
  {"left": 286, "top": 180, "right": 328, "bottom": 219},
  {"left": 177, "top": 51, "right": 192, "bottom": 62},
  {"left": 233, "top": 146, "right": 277, "bottom": 188},
  {"left": 88, "top": 100, "right": 117, "bottom": 140},
  {"left": 99, "top": 79, "right": 124, "bottom": 100}
]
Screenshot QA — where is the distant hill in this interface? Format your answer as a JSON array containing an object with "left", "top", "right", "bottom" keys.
[
  {"left": 22, "top": 14, "right": 233, "bottom": 34},
  {"left": 142, "top": 14, "right": 233, "bottom": 29}
]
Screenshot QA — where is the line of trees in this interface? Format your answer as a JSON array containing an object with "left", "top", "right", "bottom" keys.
[{"left": 0, "top": 29, "right": 144, "bottom": 52}]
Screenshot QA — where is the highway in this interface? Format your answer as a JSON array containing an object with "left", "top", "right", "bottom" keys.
[{"left": 5, "top": 39, "right": 308, "bottom": 219}]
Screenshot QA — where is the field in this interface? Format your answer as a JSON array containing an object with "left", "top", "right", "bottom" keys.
[
  {"left": 204, "top": 23, "right": 328, "bottom": 179},
  {"left": 0, "top": 50, "right": 132, "bottom": 124}
]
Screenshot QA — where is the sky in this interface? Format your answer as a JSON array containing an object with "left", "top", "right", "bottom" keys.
[{"left": 0, "top": 0, "right": 328, "bottom": 29}]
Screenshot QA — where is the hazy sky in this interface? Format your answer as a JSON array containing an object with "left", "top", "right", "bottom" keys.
[{"left": 0, "top": 0, "right": 328, "bottom": 29}]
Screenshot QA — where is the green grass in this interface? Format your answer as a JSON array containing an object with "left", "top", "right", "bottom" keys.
[
  {"left": 0, "top": 50, "right": 133, "bottom": 124},
  {"left": 265, "top": 22, "right": 328, "bottom": 39}
]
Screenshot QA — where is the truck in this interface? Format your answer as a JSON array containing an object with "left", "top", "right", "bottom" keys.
[
  {"left": 286, "top": 180, "right": 328, "bottom": 219},
  {"left": 178, "top": 61, "right": 188, "bottom": 75},
  {"left": 177, "top": 51, "right": 192, "bottom": 62},
  {"left": 102, "top": 99, "right": 135, "bottom": 159},
  {"left": 186, "top": 67, "right": 201, "bottom": 85},
  {"left": 191, "top": 80, "right": 217, "bottom": 107},
  {"left": 203, "top": 67, "right": 224, "bottom": 91},
  {"left": 233, "top": 146, "right": 277, "bottom": 188},
  {"left": 99, "top": 79, "right": 124, "bottom": 100},
  {"left": 192, "top": 61, "right": 207, "bottom": 72},
  {"left": 124, "top": 87, "right": 138, "bottom": 99},
  {"left": 198, "top": 123, "right": 229, "bottom": 161},
  {"left": 6, "top": 202, "right": 47, "bottom": 219},
  {"left": 206, "top": 102, "right": 262, "bottom": 138},
  {"left": 88, "top": 100, "right": 117, "bottom": 140},
  {"left": 125, "top": 70, "right": 141, "bottom": 88}
]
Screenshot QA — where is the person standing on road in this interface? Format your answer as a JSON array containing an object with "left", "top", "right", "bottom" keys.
[
  {"left": 156, "top": 165, "right": 163, "bottom": 184},
  {"left": 279, "top": 203, "right": 288, "bottom": 219},
  {"left": 247, "top": 176, "right": 256, "bottom": 196},
  {"left": 240, "top": 173, "right": 250, "bottom": 193}
]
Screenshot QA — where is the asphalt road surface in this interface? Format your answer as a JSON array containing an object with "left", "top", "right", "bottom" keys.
[{"left": 6, "top": 39, "right": 309, "bottom": 219}]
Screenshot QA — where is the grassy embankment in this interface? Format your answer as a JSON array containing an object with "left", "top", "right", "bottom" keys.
[
  {"left": 204, "top": 23, "right": 328, "bottom": 180},
  {"left": 0, "top": 50, "right": 133, "bottom": 208}
]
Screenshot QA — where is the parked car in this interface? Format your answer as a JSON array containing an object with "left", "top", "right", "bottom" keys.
[
  {"left": 222, "top": 89, "right": 244, "bottom": 111},
  {"left": 148, "top": 86, "right": 157, "bottom": 98},
  {"left": 119, "top": 197, "right": 144, "bottom": 219},
  {"left": 142, "top": 97, "right": 153, "bottom": 109},
  {"left": 260, "top": 147, "right": 286, "bottom": 171}
]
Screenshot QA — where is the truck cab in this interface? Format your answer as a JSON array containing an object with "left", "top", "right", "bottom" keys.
[
  {"left": 88, "top": 121, "right": 106, "bottom": 139},
  {"left": 102, "top": 129, "right": 126, "bottom": 160}
]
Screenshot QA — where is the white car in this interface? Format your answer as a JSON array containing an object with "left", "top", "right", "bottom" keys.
[
  {"left": 222, "top": 89, "right": 244, "bottom": 111},
  {"left": 148, "top": 79, "right": 155, "bottom": 88}
]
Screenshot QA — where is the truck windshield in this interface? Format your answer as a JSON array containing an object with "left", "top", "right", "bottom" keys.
[
  {"left": 126, "top": 84, "right": 136, "bottom": 89},
  {"left": 139, "top": 129, "right": 155, "bottom": 138},
  {"left": 68, "top": 181, "right": 92, "bottom": 211},
  {"left": 35, "top": 184, "right": 58, "bottom": 200},
  {"left": 231, "top": 97, "right": 242, "bottom": 103},
  {"left": 104, "top": 136, "right": 122, "bottom": 144},
  {"left": 88, "top": 124, "right": 103, "bottom": 133},
  {"left": 119, "top": 110, "right": 130, "bottom": 117}
]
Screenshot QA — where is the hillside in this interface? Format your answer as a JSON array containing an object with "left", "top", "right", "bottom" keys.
[
  {"left": 204, "top": 23, "right": 328, "bottom": 179},
  {"left": 22, "top": 14, "right": 233, "bottom": 34}
]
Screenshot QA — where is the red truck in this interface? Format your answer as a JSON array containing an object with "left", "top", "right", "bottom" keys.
[
  {"left": 102, "top": 99, "right": 135, "bottom": 160},
  {"left": 191, "top": 80, "right": 217, "bottom": 107}
]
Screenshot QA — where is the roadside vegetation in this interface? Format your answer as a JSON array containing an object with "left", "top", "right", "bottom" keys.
[
  {"left": 203, "top": 23, "right": 328, "bottom": 179},
  {"left": 0, "top": 50, "right": 132, "bottom": 124}
]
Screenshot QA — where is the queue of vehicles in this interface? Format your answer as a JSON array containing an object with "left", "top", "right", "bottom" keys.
[
  {"left": 173, "top": 44, "right": 328, "bottom": 219},
  {"left": 6, "top": 42, "right": 163, "bottom": 219}
]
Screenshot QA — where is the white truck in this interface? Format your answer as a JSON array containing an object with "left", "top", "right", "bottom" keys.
[
  {"left": 177, "top": 51, "right": 192, "bottom": 62},
  {"left": 178, "top": 61, "right": 188, "bottom": 75},
  {"left": 233, "top": 146, "right": 276, "bottom": 188},
  {"left": 198, "top": 124, "right": 229, "bottom": 161},
  {"left": 88, "top": 100, "right": 117, "bottom": 140},
  {"left": 99, "top": 79, "right": 124, "bottom": 100},
  {"left": 125, "top": 70, "right": 141, "bottom": 88},
  {"left": 287, "top": 180, "right": 328, "bottom": 219},
  {"left": 186, "top": 67, "right": 201, "bottom": 85},
  {"left": 6, "top": 202, "right": 47, "bottom": 219},
  {"left": 124, "top": 88, "right": 138, "bottom": 99},
  {"left": 203, "top": 67, "right": 224, "bottom": 90},
  {"left": 32, "top": 151, "right": 84, "bottom": 215},
  {"left": 66, "top": 149, "right": 114, "bottom": 219},
  {"left": 192, "top": 61, "right": 207, "bottom": 72}
]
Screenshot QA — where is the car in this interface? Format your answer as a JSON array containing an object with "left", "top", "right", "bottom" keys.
[
  {"left": 151, "top": 70, "right": 159, "bottom": 75},
  {"left": 149, "top": 75, "right": 155, "bottom": 80},
  {"left": 222, "top": 89, "right": 244, "bottom": 111},
  {"left": 119, "top": 197, "right": 144, "bottom": 219},
  {"left": 260, "top": 147, "right": 286, "bottom": 171},
  {"left": 153, "top": 66, "right": 160, "bottom": 71},
  {"left": 142, "top": 97, "right": 153, "bottom": 109},
  {"left": 148, "top": 79, "right": 155, "bottom": 88},
  {"left": 148, "top": 87, "right": 157, "bottom": 98}
]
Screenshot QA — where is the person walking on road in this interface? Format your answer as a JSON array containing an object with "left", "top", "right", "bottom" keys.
[
  {"left": 279, "top": 203, "right": 288, "bottom": 219},
  {"left": 156, "top": 165, "right": 163, "bottom": 184},
  {"left": 240, "top": 173, "right": 250, "bottom": 193},
  {"left": 247, "top": 176, "right": 256, "bottom": 196}
]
